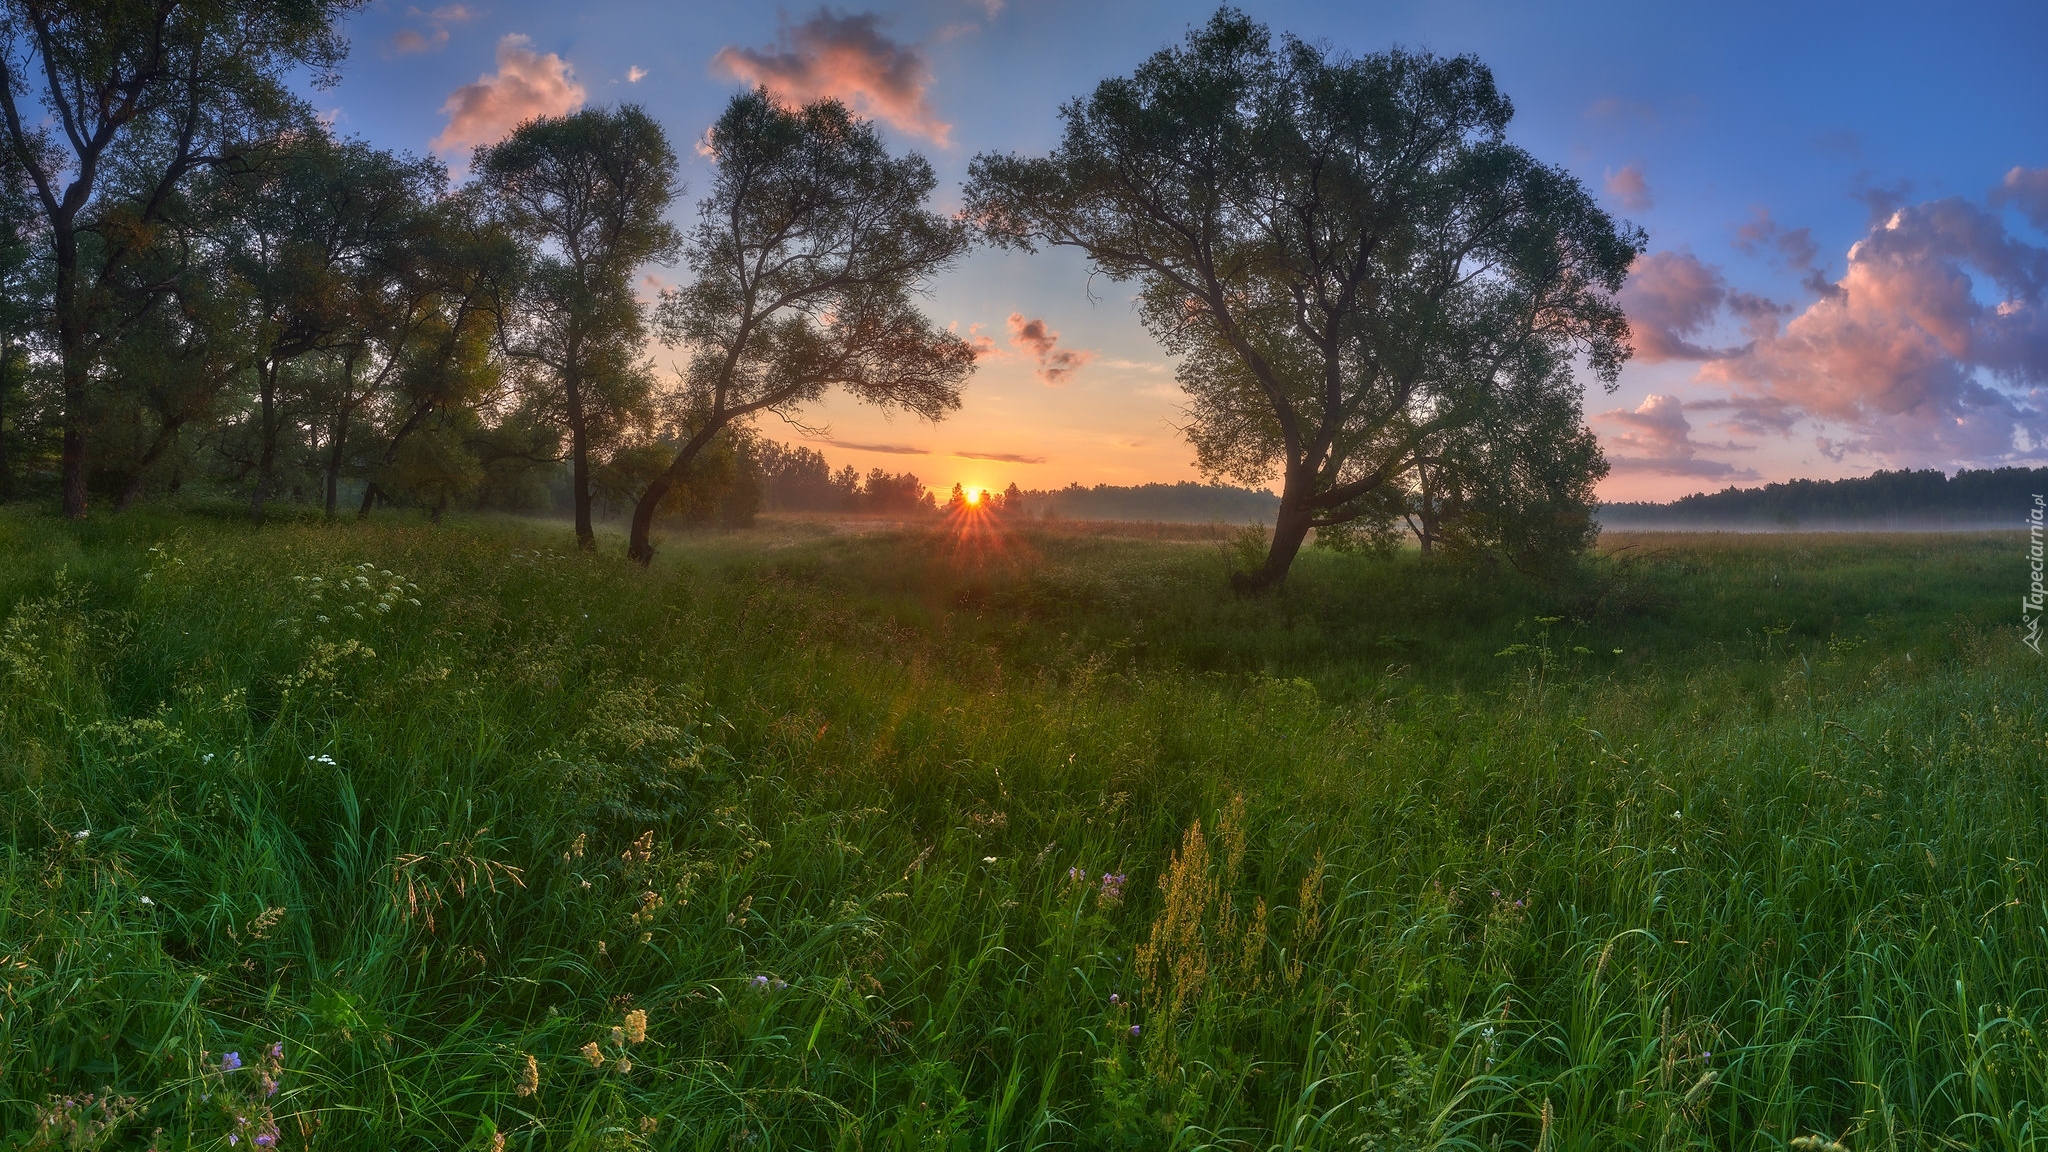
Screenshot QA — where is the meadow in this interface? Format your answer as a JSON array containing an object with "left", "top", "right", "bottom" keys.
[{"left": 1, "top": 504, "right": 2043, "bottom": 1151}]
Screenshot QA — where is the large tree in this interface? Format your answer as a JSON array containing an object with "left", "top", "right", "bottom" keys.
[
  {"left": 966, "top": 10, "right": 1640, "bottom": 589},
  {"left": 624, "top": 90, "right": 974, "bottom": 565},
  {"left": 0, "top": 0, "right": 361, "bottom": 518},
  {"left": 477, "top": 105, "right": 679, "bottom": 551}
]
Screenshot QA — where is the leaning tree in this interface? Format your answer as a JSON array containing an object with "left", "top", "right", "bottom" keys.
[
  {"left": 966, "top": 9, "right": 1641, "bottom": 588},
  {"left": 624, "top": 89, "right": 975, "bottom": 565}
]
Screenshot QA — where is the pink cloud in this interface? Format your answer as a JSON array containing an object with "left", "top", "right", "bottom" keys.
[
  {"left": 1604, "top": 163, "right": 1653, "bottom": 212},
  {"left": 711, "top": 10, "right": 949, "bottom": 145},
  {"left": 1638, "top": 194, "right": 2048, "bottom": 463},
  {"left": 1619, "top": 252, "right": 1738, "bottom": 362},
  {"left": 391, "top": 4, "right": 473, "bottom": 55},
  {"left": 1992, "top": 166, "right": 2048, "bottom": 232},
  {"left": 1006, "top": 312, "right": 1092, "bottom": 384},
  {"left": 1598, "top": 394, "right": 1757, "bottom": 479},
  {"left": 431, "top": 35, "right": 587, "bottom": 157}
]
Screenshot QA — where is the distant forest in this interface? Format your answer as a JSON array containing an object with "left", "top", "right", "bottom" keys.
[
  {"left": 757, "top": 442, "right": 1278, "bottom": 524},
  {"left": 1600, "top": 467, "right": 2048, "bottom": 528}
]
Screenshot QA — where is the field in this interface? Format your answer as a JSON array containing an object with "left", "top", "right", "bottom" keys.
[{"left": 1, "top": 505, "right": 2043, "bottom": 1150}]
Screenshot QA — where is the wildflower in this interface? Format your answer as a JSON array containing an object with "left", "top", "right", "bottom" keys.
[
  {"left": 139, "top": 895, "right": 154, "bottom": 906},
  {"left": 1108, "top": 993, "right": 1119, "bottom": 1006},
  {"left": 982, "top": 855, "right": 997, "bottom": 864},
  {"left": 752, "top": 975, "right": 770, "bottom": 991},
  {"left": 221, "top": 1052, "right": 242, "bottom": 1072},
  {"left": 515, "top": 1053, "right": 539, "bottom": 1097},
  {"left": 72, "top": 830, "right": 88, "bottom": 841},
  {"left": 610, "top": 1025, "right": 624, "bottom": 1047},
  {"left": 490, "top": 1133, "right": 506, "bottom": 1152},
  {"left": 1068, "top": 867, "right": 1086, "bottom": 883},
  {"left": 616, "top": 1055, "right": 633, "bottom": 1074},
  {"left": 580, "top": 1042, "right": 603, "bottom": 1067},
  {"left": 1098, "top": 872, "right": 1127, "bottom": 906},
  {"left": 623, "top": 1009, "right": 647, "bottom": 1044},
  {"left": 1129, "top": 1025, "right": 1140, "bottom": 1038},
  {"left": 202, "top": 753, "right": 215, "bottom": 764},
  {"left": 269, "top": 1042, "right": 283, "bottom": 1061}
]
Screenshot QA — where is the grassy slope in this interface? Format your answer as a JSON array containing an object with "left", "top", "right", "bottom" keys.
[{"left": 0, "top": 506, "right": 2041, "bottom": 1150}]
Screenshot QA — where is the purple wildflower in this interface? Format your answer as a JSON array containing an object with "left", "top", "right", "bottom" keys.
[
  {"left": 751, "top": 975, "right": 770, "bottom": 990},
  {"left": 1068, "top": 866, "right": 1086, "bottom": 883},
  {"left": 1129, "top": 1024, "right": 1141, "bottom": 1038},
  {"left": 221, "top": 1052, "right": 242, "bottom": 1072},
  {"left": 269, "top": 1042, "right": 284, "bottom": 1061},
  {"left": 1099, "top": 873, "right": 1128, "bottom": 905},
  {"left": 1108, "top": 993, "right": 1119, "bottom": 1006}
]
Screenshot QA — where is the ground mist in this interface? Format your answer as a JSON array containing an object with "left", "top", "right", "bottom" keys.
[{"left": 0, "top": 507, "right": 2040, "bottom": 1150}]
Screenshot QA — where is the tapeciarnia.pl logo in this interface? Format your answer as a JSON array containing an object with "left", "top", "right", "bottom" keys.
[{"left": 2027, "top": 494, "right": 2044, "bottom": 655}]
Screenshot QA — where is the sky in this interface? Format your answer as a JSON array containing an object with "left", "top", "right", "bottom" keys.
[{"left": 312, "top": 0, "right": 2048, "bottom": 501}]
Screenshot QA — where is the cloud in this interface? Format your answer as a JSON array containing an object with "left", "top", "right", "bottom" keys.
[
  {"left": 1692, "top": 195, "right": 2048, "bottom": 465},
  {"left": 626, "top": 65, "right": 647, "bottom": 83},
  {"left": 814, "top": 438, "right": 927, "bottom": 455},
  {"left": 712, "top": 9, "right": 949, "bottom": 145},
  {"left": 1733, "top": 207, "right": 1836, "bottom": 298},
  {"left": 1586, "top": 96, "right": 1655, "bottom": 123},
  {"left": 391, "top": 4, "right": 473, "bottom": 54},
  {"left": 1619, "top": 252, "right": 1744, "bottom": 362},
  {"left": 1006, "top": 312, "right": 1093, "bottom": 384},
  {"left": 1598, "top": 394, "right": 1759, "bottom": 479},
  {"left": 1604, "top": 163, "right": 1653, "bottom": 211},
  {"left": 1992, "top": 166, "right": 2048, "bottom": 232},
  {"left": 953, "top": 449, "right": 1045, "bottom": 464},
  {"left": 431, "top": 35, "right": 586, "bottom": 157}
]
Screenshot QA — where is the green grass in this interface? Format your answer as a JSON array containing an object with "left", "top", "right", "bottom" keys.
[{"left": 1, "top": 505, "right": 2043, "bottom": 1150}]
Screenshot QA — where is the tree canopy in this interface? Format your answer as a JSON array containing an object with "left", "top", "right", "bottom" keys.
[{"left": 967, "top": 9, "right": 1641, "bottom": 585}]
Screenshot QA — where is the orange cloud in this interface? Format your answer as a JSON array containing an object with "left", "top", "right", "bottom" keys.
[
  {"left": 431, "top": 34, "right": 587, "bottom": 157},
  {"left": 712, "top": 10, "right": 949, "bottom": 145}
]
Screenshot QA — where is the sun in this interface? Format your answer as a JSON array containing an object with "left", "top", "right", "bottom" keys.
[{"left": 965, "top": 487, "right": 984, "bottom": 504}]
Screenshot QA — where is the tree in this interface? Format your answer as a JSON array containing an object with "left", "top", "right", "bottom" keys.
[
  {"left": 0, "top": 0, "right": 361, "bottom": 518},
  {"left": 624, "top": 90, "right": 975, "bottom": 565},
  {"left": 355, "top": 188, "right": 521, "bottom": 518},
  {"left": 210, "top": 131, "right": 438, "bottom": 522},
  {"left": 477, "top": 105, "right": 679, "bottom": 550},
  {"left": 966, "top": 10, "right": 1640, "bottom": 589}
]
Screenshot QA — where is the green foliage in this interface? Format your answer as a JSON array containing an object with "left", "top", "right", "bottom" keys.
[
  {"left": 965, "top": 9, "right": 1641, "bottom": 588},
  {"left": 0, "top": 508, "right": 2041, "bottom": 1149}
]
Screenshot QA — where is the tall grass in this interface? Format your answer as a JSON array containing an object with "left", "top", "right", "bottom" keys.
[{"left": 0, "top": 506, "right": 2042, "bottom": 1149}]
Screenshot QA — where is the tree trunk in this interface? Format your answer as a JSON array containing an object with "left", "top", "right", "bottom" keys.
[
  {"left": 628, "top": 422, "right": 722, "bottom": 565},
  {"left": 114, "top": 417, "right": 185, "bottom": 511},
  {"left": 565, "top": 366, "right": 594, "bottom": 551},
  {"left": 0, "top": 339, "right": 9, "bottom": 503},
  {"left": 324, "top": 405, "right": 348, "bottom": 519},
  {"left": 358, "top": 481, "right": 381, "bottom": 518},
  {"left": 55, "top": 248, "right": 89, "bottom": 519},
  {"left": 1234, "top": 472, "right": 1316, "bottom": 592},
  {"left": 251, "top": 359, "right": 277, "bottom": 524}
]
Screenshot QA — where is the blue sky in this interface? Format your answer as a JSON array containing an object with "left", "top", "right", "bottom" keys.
[{"left": 316, "top": 0, "right": 2048, "bottom": 500}]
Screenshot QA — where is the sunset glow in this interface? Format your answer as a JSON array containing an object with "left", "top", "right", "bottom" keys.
[{"left": 323, "top": 1, "right": 2046, "bottom": 500}]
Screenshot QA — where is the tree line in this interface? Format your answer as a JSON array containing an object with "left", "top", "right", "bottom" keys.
[
  {"left": 1601, "top": 468, "right": 2048, "bottom": 528},
  {"left": 0, "top": 4, "right": 1639, "bottom": 586}
]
